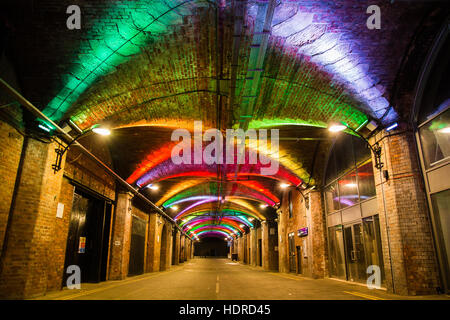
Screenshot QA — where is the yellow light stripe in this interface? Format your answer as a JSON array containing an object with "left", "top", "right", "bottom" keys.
[{"left": 343, "top": 291, "right": 386, "bottom": 300}]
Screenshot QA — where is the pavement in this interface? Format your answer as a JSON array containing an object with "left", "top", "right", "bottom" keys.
[{"left": 34, "top": 258, "right": 450, "bottom": 300}]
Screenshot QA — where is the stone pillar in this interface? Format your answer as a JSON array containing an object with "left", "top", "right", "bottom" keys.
[
  {"left": 168, "top": 225, "right": 173, "bottom": 266},
  {"left": 370, "top": 128, "right": 440, "bottom": 295},
  {"left": 256, "top": 227, "right": 262, "bottom": 267},
  {"left": 238, "top": 236, "right": 244, "bottom": 262},
  {"left": 308, "top": 191, "right": 327, "bottom": 278},
  {"left": 250, "top": 228, "right": 257, "bottom": 266},
  {"left": 261, "top": 221, "right": 278, "bottom": 271},
  {"left": 185, "top": 237, "right": 190, "bottom": 261},
  {"left": 109, "top": 191, "right": 133, "bottom": 280},
  {"left": 277, "top": 200, "right": 289, "bottom": 273},
  {"left": 0, "top": 139, "right": 66, "bottom": 298},
  {"left": 172, "top": 229, "right": 180, "bottom": 265},
  {"left": 146, "top": 213, "right": 164, "bottom": 272},
  {"left": 179, "top": 235, "right": 185, "bottom": 263}
]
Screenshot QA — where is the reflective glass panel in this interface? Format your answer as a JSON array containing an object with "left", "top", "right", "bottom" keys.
[
  {"left": 431, "top": 190, "right": 450, "bottom": 287},
  {"left": 357, "top": 161, "right": 376, "bottom": 200},
  {"left": 328, "top": 226, "right": 346, "bottom": 279},
  {"left": 338, "top": 170, "right": 358, "bottom": 208},
  {"left": 362, "top": 215, "right": 385, "bottom": 284},
  {"left": 324, "top": 182, "right": 339, "bottom": 213},
  {"left": 419, "top": 107, "right": 450, "bottom": 168},
  {"left": 334, "top": 134, "right": 355, "bottom": 178}
]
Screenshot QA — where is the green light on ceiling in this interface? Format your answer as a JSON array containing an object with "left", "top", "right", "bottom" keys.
[{"left": 42, "top": 0, "right": 195, "bottom": 123}]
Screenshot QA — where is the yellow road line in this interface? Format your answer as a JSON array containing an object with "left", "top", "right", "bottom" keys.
[
  {"left": 343, "top": 291, "right": 386, "bottom": 300},
  {"left": 58, "top": 269, "right": 178, "bottom": 300}
]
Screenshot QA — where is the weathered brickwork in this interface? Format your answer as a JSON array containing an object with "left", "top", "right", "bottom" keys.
[
  {"left": 64, "top": 135, "right": 116, "bottom": 200},
  {"left": 0, "top": 121, "right": 24, "bottom": 258},
  {"left": 109, "top": 192, "right": 132, "bottom": 280},
  {"left": 370, "top": 127, "right": 440, "bottom": 295},
  {"left": 46, "top": 178, "right": 74, "bottom": 292},
  {"left": 278, "top": 188, "right": 326, "bottom": 278},
  {"left": 0, "top": 139, "right": 65, "bottom": 299},
  {"left": 146, "top": 213, "right": 164, "bottom": 272},
  {"left": 309, "top": 191, "right": 327, "bottom": 279}
]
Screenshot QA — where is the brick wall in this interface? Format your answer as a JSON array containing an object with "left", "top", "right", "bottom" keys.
[
  {"left": 278, "top": 188, "right": 326, "bottom": 278},
  {"left": 46, "top": 178, "right": 74, "bottom": 291},
  {"left": 0, "top": 121, "right": 24, "bottom": 258},
  {"left": 0, "top": 139, "right": 65, "bottom": 298},
  {"left": 370, "top": 127, "right": 440, "bottom": 295}
]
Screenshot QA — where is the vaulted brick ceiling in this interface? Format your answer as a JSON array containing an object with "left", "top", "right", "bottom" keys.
[{"left": 3, "top": 0, "right": 446, "bottom": 239}]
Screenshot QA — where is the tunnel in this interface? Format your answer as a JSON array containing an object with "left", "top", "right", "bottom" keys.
[{"left": 0, "top": 0, "right": 449, "bottom": 304}]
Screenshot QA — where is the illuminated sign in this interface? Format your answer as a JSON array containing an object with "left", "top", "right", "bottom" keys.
[{"left": 297, "top": 227, "right": 308, "bottom": 237}]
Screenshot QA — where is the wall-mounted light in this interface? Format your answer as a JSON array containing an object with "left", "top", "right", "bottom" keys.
[
  {"left": 52, "top": 124, "right": 111, "bottom": 173},
  {"left": 280, "top": 183, "right": 290, "bottom": 189},
  {"left": 148, "top": 184, "right": 159, "bottom": 190},
  {"left": 170, "top": 206, "right": 178, "bottom": 211},
  {"left": 259, "top": 204, "right": 268, "bottom": 209}
]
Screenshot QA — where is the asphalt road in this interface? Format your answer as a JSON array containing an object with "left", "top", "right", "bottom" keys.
[{"left": 36, "top": 258, "right": 450, "bottom": 300}]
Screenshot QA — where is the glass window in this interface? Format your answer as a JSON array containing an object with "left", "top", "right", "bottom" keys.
[
  {"left": 431, "top": 189, "right": 450, "bottom": 287},
  {"left": 328, "top": 225, "right": 346, "bottom": 279},
  {"left": 325, "top": 149, "right": 337, "bottom": 185},
  {"left": 338, "top": 170, "right": 358, "bottom": 208},
  {"left": 362, "top": 215, "right": 385, "bottom": 284},
  {"left": 357, "top": 161, "right": 376, "bottom": 200},
  {"left": 419, "top": 107, "right": 450, "bottom": 168},
  {"left": 324, "top": 182, "right": 339, "bottom": 213},
  {"left": 353, "top": 135, "right": 371, "bottom": 166},
  {"left": 334, "top": 135, "right": 355, "bottom": 178}
]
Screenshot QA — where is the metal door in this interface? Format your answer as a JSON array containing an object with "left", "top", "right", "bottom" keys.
[
  {"left": 344, "top": 223, "right": 366, "bottom": 282},
  {"left": 128, "top": 216, "right": 146, "bottom": 276}
]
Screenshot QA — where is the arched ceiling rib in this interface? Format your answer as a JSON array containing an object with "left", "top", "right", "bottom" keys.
[{"left": 5, "top": 0, "right": 444, "bottom": 239}]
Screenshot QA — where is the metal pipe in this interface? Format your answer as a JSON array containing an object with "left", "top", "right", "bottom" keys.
[{"left": 0, "top": 77, "right": 192, "bottom": 240}]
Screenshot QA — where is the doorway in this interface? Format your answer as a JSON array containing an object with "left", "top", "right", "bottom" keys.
[
  {"left": 296, "top": 246, "right": 301, "bottom": 274},
  {"left": 288, "top": 233, "right": 296, "bottom": 273},
  {"left": 128, "top": 215, "right": 146, "bottom": 276},
  {"left": 63, "top": 190, "right": 111, "bottom": 285},
  {"left": 344, "top": 223, "right": 366, "bottom": 283}
]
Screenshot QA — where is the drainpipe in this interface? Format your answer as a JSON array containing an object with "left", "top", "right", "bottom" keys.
[{"left": 0, "top": 77, "right": 192, "bottom": 240}]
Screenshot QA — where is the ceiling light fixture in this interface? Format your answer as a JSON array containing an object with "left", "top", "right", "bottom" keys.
[
  {"left": 386, "top": 122, "right": 398, "bottom": 132},
  {"left": 328, "top": 122, "right": 347, "bottom": 132}
]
